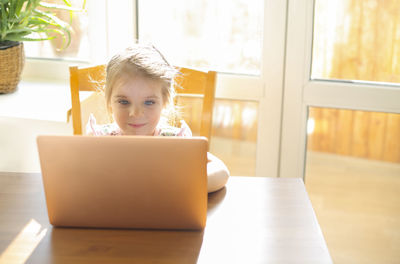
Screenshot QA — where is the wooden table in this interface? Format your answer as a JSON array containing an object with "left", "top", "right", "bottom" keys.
[{"left": 0, "top": 172, "right": 332, "bottom": 263}]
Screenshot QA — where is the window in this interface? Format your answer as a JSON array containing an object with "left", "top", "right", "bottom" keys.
[
  {"left": 24, "top": 0, "right": 90, "bottom": 61},
  {"left": 138, "top": 0, "right": 264, "bottom": 76},
  {"left": 312, "top": 0, "right": 400, "bottom": 84},
  {"left": 137, "top": 0, "right": 265, "bottom": 176},
  {"left": 23, "top": 0, "right": 135, "bottom": 80}
]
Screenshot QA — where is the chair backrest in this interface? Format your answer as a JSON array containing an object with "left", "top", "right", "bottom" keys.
[
  {"left": 174, "top": 67, "right": 217, "bottom": 140},
  {"left": 68, "top": 65, "right": 217, "bottom": 140},
  {"left": 69, "top": 64, "right": 106, "bottom": 135}
]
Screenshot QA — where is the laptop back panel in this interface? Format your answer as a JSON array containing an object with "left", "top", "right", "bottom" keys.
[{"left": 37, "top": 135, "right": 208, "bottom": 230}]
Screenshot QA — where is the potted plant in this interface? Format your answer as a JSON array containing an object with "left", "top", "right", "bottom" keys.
[{"left": 0, "top": 0, "right": 83, "bottom": 94}]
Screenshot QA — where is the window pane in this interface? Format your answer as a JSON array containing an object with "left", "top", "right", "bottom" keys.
[
  {"left": 138, "top": 0, "right": 263, "bottom": 75},
  {"left": 312, "top": 0, "right": 400, "bottom": 84},
  {"left": 305, "top": 107, "right": 400, "bottom": 263},
  {"left": 177, "top": 97, "right": 258, "bottom": 176},
  {"left": 24, "top": 0, "right": 90, "bottom": 61}
]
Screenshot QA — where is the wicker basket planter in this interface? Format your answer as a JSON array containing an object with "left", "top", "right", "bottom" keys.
[{"left": 0, "top": 42, "right": 25, "bottom": 94}]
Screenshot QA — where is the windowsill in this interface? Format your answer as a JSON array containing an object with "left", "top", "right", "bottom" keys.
[{"left": 0, "top": 79, "right": 71, "bottom": 123}]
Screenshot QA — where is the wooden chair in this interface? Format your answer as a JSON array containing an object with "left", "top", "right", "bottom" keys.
[
  {"left": 68, "top": 64, "right": 107, "bottom": 135},
  {"left": 174, "top": 67, "right": 217, "bottom": 140},
  {"left": 68, "top": 65, "right": 217, "bottom": 141}
]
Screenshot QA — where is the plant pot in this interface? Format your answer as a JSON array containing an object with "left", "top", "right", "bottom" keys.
[
  {"left": 48, "top": 0, "right": 83, "bottom": 57},
  {"left": 50, "top": 11, "right": 83, "bottom": 57},
  {"left": 0, "top": 41, "right": 25, "bottom": 94}
]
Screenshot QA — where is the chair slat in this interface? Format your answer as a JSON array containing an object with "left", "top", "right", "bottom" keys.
[{"left": 77, "top": 65, "right": 106, "bottom": 91}]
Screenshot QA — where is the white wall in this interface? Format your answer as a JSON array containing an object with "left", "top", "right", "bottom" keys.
[
  {"left": 0, "top": 116, "right": 71, "bottom": 172},
  {"left": 0, "top": 81, "right": 72, "bottom": 172}
]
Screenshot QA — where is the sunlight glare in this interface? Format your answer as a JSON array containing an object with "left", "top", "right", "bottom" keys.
[
  {"left": 0, "top": 219, "right": 47, "bottom": 264},
  {"left": 307, "top": 118, "right": 315, "bottom": 135}
]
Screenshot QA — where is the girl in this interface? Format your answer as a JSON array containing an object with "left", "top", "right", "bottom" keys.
[{"left": 86, "top": 43, "right": 229, "bottom": 193}]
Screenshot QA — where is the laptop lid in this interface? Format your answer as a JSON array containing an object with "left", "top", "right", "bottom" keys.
[{"left": 36, "top": 135, "right": 208, "bottom": 230}]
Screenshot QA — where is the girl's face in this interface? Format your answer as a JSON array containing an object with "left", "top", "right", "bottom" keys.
[{"left": 110, "top": 75, "right": 165, "bottom": 135}]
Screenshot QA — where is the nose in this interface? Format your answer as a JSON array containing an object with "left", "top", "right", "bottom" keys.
[{"left": 128, "top": 105, "right": 143, "bottom": 117}]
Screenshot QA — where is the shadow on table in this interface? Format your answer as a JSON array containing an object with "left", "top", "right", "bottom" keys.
[
  {"left": 41, "top": 227, "right": 204, "bottom": 264},
  {"left": 207, "top": 186, "right": 227, "bottom": 214}
]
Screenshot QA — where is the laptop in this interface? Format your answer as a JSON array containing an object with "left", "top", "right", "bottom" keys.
[{"left": 36, "top": 135, "right": 208, "bottom": 230}]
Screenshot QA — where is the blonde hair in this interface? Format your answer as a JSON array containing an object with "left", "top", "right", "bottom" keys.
[{"left": 104, "top": 43, "right": 180, "bottom": 125}]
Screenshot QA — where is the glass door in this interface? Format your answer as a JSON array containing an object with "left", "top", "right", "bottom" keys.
[
  {"left": 283, "top": 0, "right": 400, "bottom": 262},
  {"left": 281, "top": 0, "right": 400, "bottom": 179}
]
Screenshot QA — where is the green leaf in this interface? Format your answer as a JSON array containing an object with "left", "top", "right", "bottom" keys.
[
  {"left": 6, "top": 34, "right": 54, "bottom": 42},
  {"left": 39, "top": 2, "right": 82, "bottom": 12},
  {"left": 8, "top": 1, "right": 15, "bottom": 20},
  {"left": 29, "top": 15, "right": 58, "bottom": 27},
  {"left": 33, "top": 9, "right": 72, "bottom": 33},
  {"left": 0, "top": 2, "right": 8, "bottom": 40},
  {"left": 14, "top": 0, "right": 25, "bottom": 17},
  {"left": 62, "top": 0, "right": 72, "bottom": 6},
  {"left": 5, "top": 27, "right": 33, "bottom": 35},
  {"left": 0, "top": 0, "right": 76, "bottom": 47}
]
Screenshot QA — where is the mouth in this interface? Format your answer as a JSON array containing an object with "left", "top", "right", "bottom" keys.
[{"left": 128, "top": 123, "right": 146, "bottom": 128}]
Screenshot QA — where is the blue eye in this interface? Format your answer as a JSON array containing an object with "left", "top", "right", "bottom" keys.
[
  {"left": 118, "top": 100, "right": 130, "bottom": 105},
  {"left": 144, "top": 100, "right": 155, "bottom": 106}
]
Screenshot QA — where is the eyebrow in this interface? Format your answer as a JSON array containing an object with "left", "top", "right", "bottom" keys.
[
  {"left": 113, "top": 95, "right": 161, "bottom": 99},
  {"left": 145, "top": 95, "right": 161, "bottom": 100}
]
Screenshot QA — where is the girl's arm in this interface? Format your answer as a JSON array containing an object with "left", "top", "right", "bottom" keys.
[{"left": 207, "top": 152, "right": 230, "bottom": 193}]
